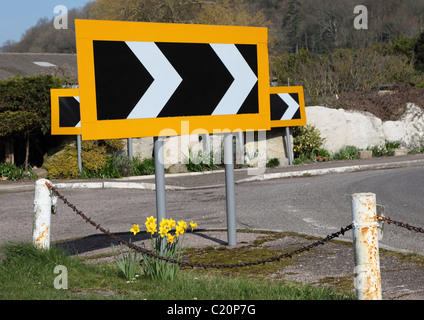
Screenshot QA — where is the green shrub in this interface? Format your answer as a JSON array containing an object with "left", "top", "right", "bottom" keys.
[
  {"left": 312, "top": 149, "right": 330, "bottom": 162},
  {"left": 371, "top": 140, "right": 400, "bottom": 157},
  {"left": 293, "top": 153, "right": 308, "bottom": 165},
  {"left": 103, "top": 139, "right": 125, "bottom": 153},
  {"left": 132, "top": 157, "right": 155, "bottom": 176},
  {"left": 293, "top": 125, "right": 325, "bottom": 160},
  {"left": 273, "top": 47, "right": 421, "bottom": 106},
  {"left": 384, "top": 140, "right": 401, "bottom": 150},
  {"left": 43, "top": 144, "right": 80, "bottom": 179},
  {"left": 414, "top": 31, "right": 424, "bottom": 72},
  {"left": 43, "top": 140, "right": 124, "bottom": 179},
  {"left": 371, "top": 145, "right": 387, "bottom": 157},
  {"left": 184, "top": 150, "right": 219, "bottom": 172},
  {"left": 111, "top": 153, "right": 133, "bottom": 177},
  {"left": 81, "top": 141, "right": 107, "bottom": 172},
  {"left": 81, "top": 155, "right": 121, "bottom": 179},
  {"left": 316, "top": 148, "right": 330, "bottom": 158},
  {"left": 333, "top": 146, "right": 359, "bottom": 160},
  {"left": 266, "top": 158, "right": 280, "bottom": 168},
  {"left": 0, "top": 162, "right": 35, "bottom": 181}
]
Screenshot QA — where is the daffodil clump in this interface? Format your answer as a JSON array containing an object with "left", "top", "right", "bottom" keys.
[
  {"left": 134, "top": 216, "right": 197, "bottom": 281},
  {"left": 112, "top": 226, "right": 141, "bottom": 282}
]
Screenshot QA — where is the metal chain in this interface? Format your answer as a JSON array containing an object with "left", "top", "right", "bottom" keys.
[
  {"left": 377, "top": 215, "right": 424, "bottom": 234},
  {"left": 47, "top": 182, "right": 353, "bottom": 268},
  {"left": 46, "top": 182, "right": 422, "bottom": 269}
]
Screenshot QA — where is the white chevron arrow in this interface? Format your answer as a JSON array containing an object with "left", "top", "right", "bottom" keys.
[
  {"left": 74, "top": 96, "right": 81, "bottom": 127},
  {"left": 125, "top": 41, "right": 183, "bottom": 119},
  {"left": 210, "top": 43, "right": 257, "bottom": 115},
  {"left": 278, "top": 93, "right": 299, "bottom": 120}
]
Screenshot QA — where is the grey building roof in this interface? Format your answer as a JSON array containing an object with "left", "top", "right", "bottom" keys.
[{"left": 0, "top": 52, "right": 78, "bottom": 80}]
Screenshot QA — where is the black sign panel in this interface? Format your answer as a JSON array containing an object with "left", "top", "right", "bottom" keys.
[
  {"left": 59, "top": 96, "right": 80, "bottom": 127},
  {"left": 92, "top": 41, "right": 259, "bottom": 120}
]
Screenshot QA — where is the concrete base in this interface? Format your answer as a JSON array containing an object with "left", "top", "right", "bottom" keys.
[
  {"left": 357, "top": 150, "right": 373, "bottom": 159},
  {"left": 393, "top": 148, "right": 408, "bottom": 156}
]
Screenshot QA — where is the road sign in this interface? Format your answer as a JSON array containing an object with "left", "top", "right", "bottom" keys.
[
  {"left": 50, "top": 88, "right": 81, "bottom": 135},
  {"left": 270, "top": 86, "right": 306, "bottom": 127},
  {"left": 75, "top": 19, "right": 271, "bottom": 140}
]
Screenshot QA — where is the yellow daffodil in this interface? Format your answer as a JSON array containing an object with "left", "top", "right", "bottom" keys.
[
  {"left": 146, "top": 222, "right": 157, "bottom": 235},
  {"left": 130, "top": 224, "right": 140, "bottom": 235},
  {"left": 190, "top": 221, "right": 197, "bottom": 231},
  {"left": 145, "top": 216, "right": 158, "bottom": 234},
  {"left": 177, "top": 220, "right": 187, "bottom": 230},
  {"left": 168, "top": 218, "right": 176, "bottom": 229},
  {"left": 159, "top": 225, "right": 169, "bottom": 237},
  {"left": 146, "top": 216, "right": 157, "bottom": 224},
  {"left": 175, "top": 225, "right": 185, "bottom": 237},
  {"left": 167, "top": 233, "right": 176, "bottom": 244},
  {"left": 160, "top": 218, "right": 171, "bottom": 230}
]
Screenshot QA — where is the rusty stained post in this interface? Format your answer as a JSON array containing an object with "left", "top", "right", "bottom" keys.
[
  {"left": 351, "top": 193, "right": 382, "bottom": 300},
  {"left": 33, "top": 179, "right": 53, "bottom": 250}
]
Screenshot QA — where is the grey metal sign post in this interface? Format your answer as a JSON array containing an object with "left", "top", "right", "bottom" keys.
[
  {"left": 285, "top": 127, "right": 293, "bottom": 165},
  {"left": 77, "top": 135, "right": 82, "bottom": 177},
  {"left": 127, "top": 138, "right": 133, "bottom": 159},
  {"left": 224, "top": 132, "right": 237, "bottom": 246},
  {"left": 154, "top": 136, "right": 167, "bottom": 254},
  {"left": 153, "top": 136, "right": 166, "bottom": 222}
]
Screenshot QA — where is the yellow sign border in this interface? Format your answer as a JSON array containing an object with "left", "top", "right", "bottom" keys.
[
  {"left": 50, "top": 88, "right": 81, "bottom": 135},
  {"left": 75, "top": 19, "right": 271, "bottom": 140},
  {"left": 270, "top": 86, "right": 307, "bottom": 127}
]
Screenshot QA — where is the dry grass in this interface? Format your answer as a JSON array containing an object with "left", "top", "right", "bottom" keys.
[{"left": 331, "top": 85, "right": 424, "bottom": 121}]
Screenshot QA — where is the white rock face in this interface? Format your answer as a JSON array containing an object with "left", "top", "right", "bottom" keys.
[
  {"left": 123, "top": 103, "right": 424, "bottom": 167},
  {"left": 382, "top": 104, "right": 424, "bottom": 148},
  {"left": 306, "top": 103, "right": 424, "bottom": 153}
]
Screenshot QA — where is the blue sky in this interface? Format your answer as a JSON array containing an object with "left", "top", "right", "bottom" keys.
[{"left": 0, "top": 0, "right": 94, "bottom": 46}]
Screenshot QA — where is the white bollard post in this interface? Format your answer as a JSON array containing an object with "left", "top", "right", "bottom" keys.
[
  {"left": 351, "top": 193, "right": 382, "bottom": 300},
  {"left": 33, "top": 179, "right": 53, "bottom": 250}
]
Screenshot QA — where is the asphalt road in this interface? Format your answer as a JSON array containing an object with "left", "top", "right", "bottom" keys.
[
  {"left": 1, "top": 165, "right": 423, "bottom": 255},
  {"left": 234, "top": 166, "right": 424, "bottom": 254}
]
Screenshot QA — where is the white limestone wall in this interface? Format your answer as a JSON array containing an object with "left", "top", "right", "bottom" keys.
[
  {"left": 123, "top": 103, "right": 424, "bottom": 169},
  {"left": 306, "top": 103, "right": 424, "bottom": 153}
]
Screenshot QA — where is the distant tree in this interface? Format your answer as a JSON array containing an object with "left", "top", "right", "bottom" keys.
[
  {"left": 281, "top": 0, "right": 302, "bottom": 52},
  {"left": 88, "top": 0, "right": 201, "bottom": 23},
  {"left": 89, "top": 0, "right": 268, "bottom": 27},
  {"left": 0, "top": 75, "right": 62, "bottom": 168},
  {"left": 3, "top": 0, "right": 424, "bottom": 56},
  {"left": 195, "top": 0, "right": 268, "bottom": 27},
  {"left": 0, "top": 7, "right": 88, "bottom": 53},
  {"left": 414, "top": 31, "right": 424, "bottom": 72}
]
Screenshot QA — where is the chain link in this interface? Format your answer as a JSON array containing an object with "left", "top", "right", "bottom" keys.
[
  {"left": 46, "top": 182, "right": 423, "bottom": 269},
  {"left": 377, "top": 215, "right": 424, "bottom": 234}
]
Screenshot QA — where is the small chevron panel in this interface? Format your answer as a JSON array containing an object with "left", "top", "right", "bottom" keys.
[
  {"left": 75, "top": 20, "right": 271, "bottom": 140},
  {"left": 270, "top": 86, "right": 306, "bottom": 127},
  {"left": 50, "top": 89, "right": 81, "bottom": 135}
]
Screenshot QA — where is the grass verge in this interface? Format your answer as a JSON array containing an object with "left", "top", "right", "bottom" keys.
[{"left": 0, "top": 241, "right": 354, "bottom": 300}]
